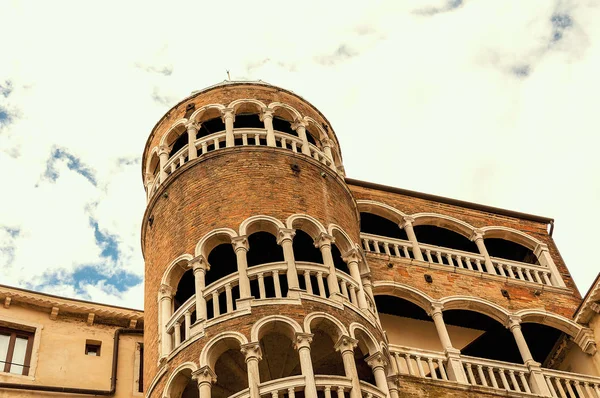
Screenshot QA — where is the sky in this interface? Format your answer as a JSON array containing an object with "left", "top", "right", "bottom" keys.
[{"left": 0, "top": 0, "right": 599, "bottom": 311}]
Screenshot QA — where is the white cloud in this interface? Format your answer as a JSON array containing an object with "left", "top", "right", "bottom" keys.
[{"left": 0, "top": 0, "right": 599, "bottom": 310}]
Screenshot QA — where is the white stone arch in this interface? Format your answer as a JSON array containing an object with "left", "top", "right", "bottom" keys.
[
  {"left": 162, "top": 362, "right": 199, "bottom": 398},
  {"left": 303, "top": 116, "right": 329, "bottom": 142},
  {"left": 356, "top": 200, "right": 408, "bottom": 225},
  {"left": 480, "top": 226, "right": 543, "bottom": 251},
  {"left": 159, "top": 118, "right": 188, "bottom": 148},
  {"left": 161, "top": 254, "right": 194, "bottom": 289},
  {"left": 267, "top": 102, "right": 302, "bottom": 122},
  {"left": 440, "top": 296, "right": 510, "bottom": 325},
  {"left": 188, "top": 103, "right": 227, "bottom": 124},
  {"left": 145, "top": 146, "right": 160, "bottom": 176},
  {"left": 250, "top": 315, "right": 303, "bottom": 342},
  {"left": 199, "top": 331, "right": 249, "bottom": 370},
  {"left": 286, "top": 213, "right": 327, "bottom": 240},
  {"left": 328, "top": 224, "right": 357, "bottom": 255},
  {"left": 371, "top": 281, "right": 435, "bottom": 313},
  {"left": 228, "top": 98, "right": 267, "bottom": 115},
  {"left": 194, "top": 228, "right": 238, "bottom": 259},
  {"left": 304, "top": 311, "right": 348, "bottom": 341},
  {"left": 515, "top": 309, "right": 583, "bottom": 339},
  {"left": 411, "top": 213, "right": 476, "bottom": 239},
  {"left": 349, "top": 322, "right": 380, "bottom": 355},
  {"left": 239, "top": 215, "right": 286, "bottom": 237}
]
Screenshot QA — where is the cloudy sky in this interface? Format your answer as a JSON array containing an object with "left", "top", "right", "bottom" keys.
[{"left": 0, "top": 0, "right": 599, "bottom": 310}]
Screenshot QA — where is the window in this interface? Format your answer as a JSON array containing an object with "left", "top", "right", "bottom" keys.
[
  {"left": 0, "top": 326, "right": 34, "bottom": 376},
  {"left": 133, "top": 342, "right": 144, "bottom": 394},
  {"left": 85, "top": 340, "right": 102, "bottom": 356},
  {"left": 138, "top": 343, "right": 144, "bottom": 393}
]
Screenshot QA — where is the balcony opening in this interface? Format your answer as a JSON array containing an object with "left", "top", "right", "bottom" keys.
[
  {"left": 168, "top": 368, "right": 198, "bottom": 398},
  {"left": 205, "top": 243, "right": 240, "bottom": 319},
  {"left": 259, "top": 331, "right": 302, "bottom": 382},
  {"left": 247, "top": 232, "right": 287, "bottom": 299},
  {"left": 174, "top": 269, "right": 195, "bottom": 311},
  {"left": 273, "top": 116, "right": 297, "bottom": 136},
  {"left": 197, "top": 116, "right": 226, "bottom": 139},
  {"left": 521, "top": 323, "right": 562, "bottom": 365},
  {"left": 213, "top": 347, "right": 248, "bottom": 398},
  {"left": 443, "top": 310, "right": 521, "bottom": 363},
  {"left": 234, "top": 113, "right": 263, "bottom": 129},
  {"left": 311, "top": 324, "right": 346, "bottom": 377},
  {"left": 353, "top": 330, "right": 378, "bottom": 386},
  {"left": 332, "top": 243, "right": 350, "bottom": 275},
  {"left": 414, "top": 225, "right": 478, "bottom": 254},
  {"left": 293, "top": 230, "right": 323, "bottom": 263},
  {"left": 360, "top": 213, "right": 408, "bottom": 240},
  {"left": 485, "top": 238, "right": 539, "bottom": 265},
  {"left": 169, "top": 132, "right": 188, "bottom": 157},
  {"left": 304, "top": 128, "right": 317, "bottom": 145}
]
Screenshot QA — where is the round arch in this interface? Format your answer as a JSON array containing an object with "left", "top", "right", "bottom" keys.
[
  {"left": 250, "top": 315, "right": 303, "bottom": 342},
  {"left": 349, "top": 322, "right": 380, "bottom": 355},
  {"left": 159, "top": 118, "right": 188, "bottom": 148},
  {"left": 411, "top": 213, "right": 475, "bottom": 239},
  {"left": 228, "top": 99, "right": 267, "bottom": 114},
  {"left": 441, "top": 296, "right": 510, "bottom": 325},
  {"left": 516, "top": 309, "right": 582, "bottom": 338},
  {"left": 328, "top": 224, "right": 356, "bottom": 255},
  {"left": 188, "top": 104, "right": 227, "bottom": 123},
  {"left": 480, "top": 226, "right": 543, "bottom": 251},
  {"left": 286, "top": 214, "right": 327, "bottom": 239},
  {"left": 199, "top": 331, "right": 249, "bottom": 370},
  {"left": 303, "top": 312, "right": 348, "bottom": 341},
  {"left": 161, "top": 254, "right": 194, "bottom": 289},
  {"left": 145, "top": 146, "right": 160, "bottom": 175},
  {"left": 194, "top": 228, "right": 238, "bottom": 258},
  {"left": 372, "top": 282, "right": 434, "bottom": 313},
  {"left": 239, "top": 215, "right": 285, "bottom": 237},
  {"left": 162, "top": 362, "right": 199, "bottom": 398},
  {"left": 267, "top": 102, "right": 302, "bottom": 121},
  {"left": 356, "top": 200, "right": 407, "bottom": 225}
]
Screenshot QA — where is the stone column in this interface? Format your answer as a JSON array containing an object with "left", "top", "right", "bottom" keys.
[
  {"left": 399, "top": 216, "right": 424, "bottom": 261},
  {"left": 241, "top": 342, "right": 262, "bottom": 398},
  {"left": 295, "top": 333, "right": 318, "bottom": 398},
  {"left": 221, "top": 108, "right": 235, "bottom": 148},
  {"left": 534, "top": 243, "right": 566, "bottom": 287},
  {"left": 144, "top": 172, "right": 154, "bottom": 200},
  {"left": 277, "top": 228, "right": 301, "bottom": 297},
  {"left": 342, "top": 249, "right": 369, "bottom": 309},
  {"left": 261, "top": 108, "right": 276, "bottom": 147},
  {"left": 315, "top": 233, "right": 341, "bottom": 298},
  {"left": 158, "top": 145, "right": 169, "bottom": 183},
  {"left": 429, "top": 303, "right": 468, "bottom": 384},
  {"left": 292, "top": 120, "right": 311, "bottom": 155},
  {"left": 186, "top": 121, "right": 200, "bottom": 160},
  {"left": 471, "top": 229, "right": 496, "bottom": 274},
  {"left": 232, "top": 236, "right": 253, "bottom": 305},
  {"left": 321, "top": 138, "right": 337, "bottom": 171},
  {"left": 361, "top": 274, "right": 375, "bottom": 306},
  {"left": 508, "top": 316, "right": 535, "bottom": 364},
  {"left": 387, "top": 375, "right": 401, "bottom": 398},
  {"left": 192, "top": 366, "right": 216, "bottom": 398},
  {"left": 335, "top": 336, "right": 361, "bottom": 398},
  {"left": 158, "top": 284, "right": 173, "bottom": 357},
  {"left": 366, "top": 352, "right": 391, "bottom": 398},
  {"left": 191, "top": 256, "right": 209, "bottom": 322}
]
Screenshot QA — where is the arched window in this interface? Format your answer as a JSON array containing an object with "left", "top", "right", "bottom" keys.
[
  {"left": 360, "top": 213, "right": 408, "bottom": 240},
  {"left": 485, "top": 238, "right": 539, "bottom": 265},
  {"left": 353, "top": 329, "right": 378, "bottom": 386},
  {"left": 205, "top": 243, "right": 239, "bottom": 320},
  {"left": 414, "top": 225, "right": 478, "bottom": 254},
  {"left": 174, "top": 270, "right": 195, "bottom": 311},
  {"left": 197, "top": 117, "right": 226, "bottom": 139},
  {"left": 169, "top": 133, "right": 188, "bottom": 157},
  {"left": 247, "top": 232, "right": 284, "bottom": 267},
  {"left": 212, "top": 343, "right": 248, "bottom": 398},
  {"left": 272, "top": 117, "right": 296, "bottom": 136},
  {"left": 310, "top": 322, "right": 345, "bottom": 377},
  {"left": 331, "top": 243, "right": 350, "bottom": 275},
  {"left": 258, "top": 331, "right": 301, "bottom": 382},
  {"left": 292, "top": 230, "right": 322, "bottom": 263},
  {"left": 233, "top": 113, "right": 263, "bottom": 129}
]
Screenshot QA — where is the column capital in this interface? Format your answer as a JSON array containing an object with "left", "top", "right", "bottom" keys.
[
  {"left": 294, "top": 333, "right": 314, "bottom": 350},
  {"left": 144, "top": 172, "right": 154, "bottom": 183},
  {"left": 399, "top": 216, "right": 415, "bottom": 229},
  {"left": 365, "top": 351, "right": 388, "bottom": 370},
  {"left": 185, "top": 120, "right": 201, "bottom": 132},
  {"left": 386, "top": 375, "right": 401, "bottom": 391},
  {"left": 314, "top": 232, "right": 335, "bottom": 249},
  {"left": 158, "top": 284, "right": 174, "bottom": 299},
  {"left": 321, "top": 138, "right": 335, "bottom": 148},
  {"left": 190, "top": 255, "right": 210, "bottom": 273},
  {"left": 342, "top": 248, "right": 362, "bottom": 264},
  {"left": 533, "top": 243, "right": 549, "bottom": 257},
  {"left": 507, "top": 315, "right": 522, "bottom": 330},
  {"left": 192, "top": 365, "right": 217, "bottom": 385},
  {"left": 240, "top": 342, "right": 263, "bottom": 362},
  {"left": 470, "top": 229, "right": 485, "bottom": 241},
  {"left": 158, "top": 145, "right": 170, "bottom": 156},
  {"left": 428, "top": 302, "right": 444, "bottom": 317},
  {"left": 231, "top": 236, "right": 249, "bottom": 252},
  {"left": 276, "top": 228, "right": 296, "bottom": 245},
  {"left": 334, "top": 335, "right": 358, "bottom": 354},
  {"left": 260, "top": 107, "right": 274, "bottom": 120},
  {"left": 291, "top": 120, "right": 307, "bottom": 130}
]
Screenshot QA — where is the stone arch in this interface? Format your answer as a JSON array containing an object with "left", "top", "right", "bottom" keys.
[
  {"left": 194, "top": 228, "right": 238, "bottom": 259},
  {"left": 515, "top": 309, "right": 583, "bottom": 339},
  {"left": 250, "top": 315, "right": 303, "bottom": 342},
  {"left": 199, "top": 331, "right": 249, "bottom": 370},
  {"left": 159, "top": 119, "right": 188, "bottom": 147},
  {"left": 286, "top": 214, "right": 327, "bottom": 239},
  {"left": 356, "top": 200, "right": 407, "bottom": 225},
  {"left": 239, "top": 215, "right": 285, "bottom": 237},
  {"left": 303, "top": 116, "right": 329, "bottom": 142},
  {"left": 441, "top": 296, "right": 510, "bottom": 325},
  {"left": 145, "top": 146, "right": 160, "bottom": 176},
  {"left": 327, "top": 224, "right": 356, "bottom": 255},
  {"left": 411, "top": 213, "right": 476, "bottom": 239},
  {"left": 349, "top": 322, "right": 380, "bottom": 355},
  {"left": 480, "top": 226, "right": 543, "bottom": 251},
  {"left": 303, "top": 312, "right": 348, "bottom": 341},
  {"left": 267, "top": 102, "right": 302, "bottom": 122},
  {"left": 188, "top": 104, "right": 226, "bottom": 124},
  {"left": 228, "top": 99, "right": 267, "bottom": 115},
  {"left": 161, "top": 254, "right": 194, "bottom": 289},
  {"left": 371, "top": 281, "right": 434, "bottom": 313},
  {"left": 163, "top": 362, "right": 199, "bottom": 398}
]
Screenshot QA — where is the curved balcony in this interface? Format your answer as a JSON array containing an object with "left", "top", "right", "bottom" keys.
[{"left": 147, "top": 129, "right": 336, "bottom": 201}]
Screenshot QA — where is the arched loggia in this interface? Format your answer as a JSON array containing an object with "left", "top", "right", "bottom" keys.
[
  {"left": 205, "top": 243, "right": 239, "bottom": 320},
  {"left": 360, "top": 212, "right": 408, "bottom": 240},
  {"left": 485, "top": 238, "right": 539, "bottom": 265},
  {"left": 414, "top": 225, "right": 479, "bottom": 255},
  {"left": 246, "top": 231, "right": 287, "bottom": 299}
]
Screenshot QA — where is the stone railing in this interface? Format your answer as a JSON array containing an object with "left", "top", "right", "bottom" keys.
[
  {"left": 147, "top": 129, "right": 335, "bottom": 201},
  {"left": 542, "top": 368, "right": 600, "bottom": 398},
  {"left": 390, "top": 345, "right": 449, "bottom": 381},
  {"left": 461, "top": 355, "right": 533, "bottom": 393},
  {"left": 204, "top": 271, "right": 242, "bottom": 319},
  {"left": 361, "top": 233, "right": 557, "bottom": 287},
  {"left": 247, "top": 262, "right": 288, "bottom": 299},
  {"left": 165, "top": 295, "right": 196, "bottom": 350}
]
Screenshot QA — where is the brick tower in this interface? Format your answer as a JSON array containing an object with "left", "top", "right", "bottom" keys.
[{"left": 141, "top": 81, "right": 599, "bottom": 398}]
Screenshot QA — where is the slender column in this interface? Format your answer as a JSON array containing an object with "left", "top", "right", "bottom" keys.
[
  {"left": 295, "top": 333, "right": 318, "bottom": 398},
  {"left": 366, "top": 352, "right": 391, "bottom": 398},
  {"left": 430, "top": 303, "right": 453, "bottom": 349},
  {"left": 192, "top": 366, "right": 216, "bottom": 398},
  {"left": 221, "top": 108, "right": 235, "bottom": 148},
  {"left": 232, "top": 236, "right": 252, "bottom": 301},
  {"left": 144, "top": 172, "right": 154, "bottom": 200},
  {"left": 241, "top": 342, "right": 262, "bottom": 398},
  {"left": 158, "top": 145, "right": 169, "bottom": 183},
  {"left": 174, "top": 322, "right": 181, "bottom": 346},
  {"left": 315, "top": 233, "right": 341, "bottom": 297},
  {"left": 335, "top": 336, "right": 361, "bottom": 398},
  {"left": 429, "top": 303, "right": 468, "bottom": 384},
  {"left": 191, "top": 256, "right": 209, "bottom": 322},
  {"left": 321, "top": 138, "right": 337, "bottom": 170},
  {"left": 400, "top": 217, "right": 424, "bottom": 261},
  {"left": 184, "top": 311, "right": 192, "bottom": 339},
  {"left": 158, "top": 284, "right": 174, "bottom": 357},
  {"left": 534, "top": 243, "right": 566, "bottom": 287},
  {"left": 387, "top": 376, "right": 401, "bottom": 398},
  {"left": 343, "top": 249, "right": 369, "bottom": 309},
  {"left": 261, "top": 108, "right": 276, "bottom": 147},
  {"left": 277, "top": 228, "right": 301, "bottom": 296},
  {"left": 471, "top": 229, "right": 496, "bottom": 274},
  {"left": 361, "top": 274, "right": 375, "bottom": 311},
  {"left": 186, "top": 121, "right": 199, "bottom": 160},
  {"left": 292, "top": 120, "right": 311, "bottom": 155},
  {"left": 508, "top": 317, "right": 535, "bottom": 364}
]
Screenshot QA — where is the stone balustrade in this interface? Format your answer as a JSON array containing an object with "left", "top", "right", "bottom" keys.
[
  {"left": 543, "top": 368, "right": 600, "bottom": 398},
  {"left": 461, "top": 355, "right": 533, "bottom": 393},
  {"left": 390, "top": 346, "right": 449, "bottom": 381},
  {"left": 165, "top": 295, "right": 196, "bottom": 351}
]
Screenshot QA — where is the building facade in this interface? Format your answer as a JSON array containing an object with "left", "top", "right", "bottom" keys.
[{"left": 1, "top": 81, "right": 600, "bottom": 398}]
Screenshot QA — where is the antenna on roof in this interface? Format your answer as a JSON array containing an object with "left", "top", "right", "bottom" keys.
[{"left": 226, "top": 70, "right": 231, "bottom": 80}]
